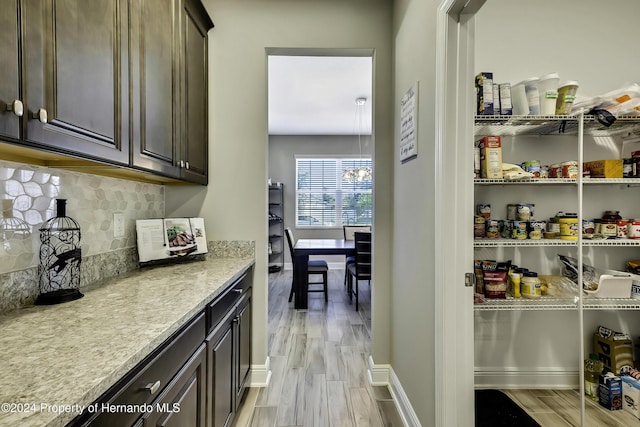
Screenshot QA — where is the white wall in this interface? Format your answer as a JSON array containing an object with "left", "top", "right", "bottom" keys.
[
  {"left": 164, "top": 0, "right": 394, "bottom": 381},
  {"left": 392, "top": 0, "right": 440, "bottom": 424},
  {"left": 475, "top": 0, "right": 640, "bottom": 98}
]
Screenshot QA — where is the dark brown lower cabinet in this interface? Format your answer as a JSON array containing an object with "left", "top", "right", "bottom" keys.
[
  {"left": 67, "top": 269, "right": 252, "bottom": 427},
  {"left": 143, "top": 344, "right": 206, "bottom": 427}
]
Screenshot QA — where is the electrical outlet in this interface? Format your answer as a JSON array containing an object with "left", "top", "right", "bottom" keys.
[{"left": 113, "top": 213, "right": 125, "bottom": 238}]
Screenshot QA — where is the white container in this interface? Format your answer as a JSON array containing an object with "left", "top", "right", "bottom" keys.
[
  {"left": 556, "top": 80, "right": 580, "bottom": 114},
  {"left": 584, "top": 274, "right": 632, "bottom": 299},
  {"left": 511, "top": 82, "right": 529, "bottom": 116},
  {"left": 538, "top": 72, "right": 560, "bottom": 115},
  {"left": 523, "top": 77, "right": 540, "bottom": 115}
]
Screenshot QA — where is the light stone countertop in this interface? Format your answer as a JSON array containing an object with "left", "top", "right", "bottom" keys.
[{"left": 0, "top": 256, "right": 255, "bottom": 427}]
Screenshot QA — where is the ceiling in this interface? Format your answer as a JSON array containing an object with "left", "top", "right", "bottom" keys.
[{"left": 268, "top": 55, "right": 373, "bottom": 135}]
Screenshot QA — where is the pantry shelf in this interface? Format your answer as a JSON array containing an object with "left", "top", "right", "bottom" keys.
[
  {"left": 474, "top": 178, "right": 577, "bottom": 185},
  {"left": 583, "top": 178, "right": 640, "bottom": 185},
  {"left": 582, "top": 298, "right": 640, "bottom": 310},
  {"left": 474, "top": 238, "right": 577, "bottom": 247},
  {"left": 582, "top": 239, "right": 640, "bottom": 247},
  {"left": 474, "top": 114, "right": 640, "bottom": 137},
  {"left": 474, "top": 296, "right": 578, "bottom": 311}
]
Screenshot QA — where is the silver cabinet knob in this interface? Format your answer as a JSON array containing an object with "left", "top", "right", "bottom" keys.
[
  {"left": 142, "top": 380, "right": 161, "bottom": 395},
  {"left": 32, "top": 108, "right": 47, "bottom": 123},
  {"left": 180, "top": 160, "right": 185, "bottom": 168},
  {"left": 6, "top": 100, "right": 23, "bottom": 117}
]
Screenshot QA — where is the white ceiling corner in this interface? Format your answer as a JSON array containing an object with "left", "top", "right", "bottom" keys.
[{"left": 268, "top": 55, "right": 373, "bottom": 135}]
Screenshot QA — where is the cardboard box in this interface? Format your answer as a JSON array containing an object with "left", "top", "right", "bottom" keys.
[
  {"left": 499, "top": 83, "right": 512, "bottom": 115},
  {"left": 599, "top": 373, "right": 623, "bottom": 410},
  {"left": 477, "top": 136, "right": 503, "bottom": 179},
  {"left": 594, "top": 329, "right": 635, "bottom": 374},
  {"left": 622, "top": 376, "right": 640, "bottom": 419},
  {"left": 585, "top": 159, "right": 623, "bottom": 178},
  {"left": 475, "top": 72, "right": 494, "bottom": 115}
]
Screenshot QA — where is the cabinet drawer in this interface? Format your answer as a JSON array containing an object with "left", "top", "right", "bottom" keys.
[
  {"left": 207, "top": 273, "right": 249, "bottom": 333},
  {"left": 84, "top": 313, "right": 206, "bottom": 426}
]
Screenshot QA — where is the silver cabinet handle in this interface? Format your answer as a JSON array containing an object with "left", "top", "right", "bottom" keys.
[
  {"left": 180, "top": 160, "right": 185, "bottom": 168},
  {"left": 6, "top": 100, "right": 24, "bottom": 117},
  {"left": 185, "top": 161, "right": 190, "bottom": 170},
  {"left": 233, "top": 289, "right": 243, "bottom": 294},
  {"left": 142, "top": 380, "right": 161, "bottom": 395},
  {"left": 32, "top": 108, "right": 47, "bottom": 123}
]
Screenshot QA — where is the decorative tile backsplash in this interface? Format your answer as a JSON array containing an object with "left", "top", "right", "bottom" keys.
[{"left": 0, "top": 159, "right": 165, "bottom": 274}]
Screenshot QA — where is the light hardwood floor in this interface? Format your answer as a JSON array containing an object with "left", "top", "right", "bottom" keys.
[
  {"left": 233, "top": 268, "right": 404, "bottom": 427},
  {"left": 502, "top": 388, "right": 640, "bottom": 426}
]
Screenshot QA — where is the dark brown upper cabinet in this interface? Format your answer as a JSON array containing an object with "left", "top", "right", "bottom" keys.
[
  {"left": 131, "top": 0, "right": 213, "bottom": 184},
  {"left": 0, "top": 0, "right": 21, "bottom": 141},
  {"left": 22, "top": 0, "right": 130, "bottom": 164},
  {"left": 0, "top": 0, "right": 212, "bottom": 185}
]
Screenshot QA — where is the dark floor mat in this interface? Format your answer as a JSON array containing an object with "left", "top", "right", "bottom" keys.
[{"left": 475, "top": 389, "right": 541, "bottom": 427}]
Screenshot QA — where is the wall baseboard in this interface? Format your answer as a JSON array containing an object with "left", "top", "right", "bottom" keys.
[
  {"left": 249, "top": 356, "right": 271, "bottom": 387},
  {"left": 474, "top": 367, "right": 579, "bottom": 389},
  {"left": 368, "top": 356, "right": 421, "bottom": 427}
]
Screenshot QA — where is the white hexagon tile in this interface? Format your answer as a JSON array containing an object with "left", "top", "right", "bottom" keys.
[{"left": 0, "top": 159, "right": 165, "bottom": 312}]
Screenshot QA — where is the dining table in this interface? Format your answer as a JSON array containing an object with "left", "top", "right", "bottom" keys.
[{"left": 293, "top": 238, "right": 355, "bottom": 309}]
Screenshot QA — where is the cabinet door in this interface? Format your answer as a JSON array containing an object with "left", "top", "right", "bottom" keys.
[
  {"left": 236, "top": 293, "right": 251, "bottom": 401},
  {"left": 144, "top": 344, "right": 207, "bottom": 427},
  {"left": 178, "top": 0, "right": 213, "bottom": 184},
  {"left": 130, "top": 0, "right": 180, "bottom": 178},
  {"left": 22, "top": 0, "right": 129, "bottom": 164},
  {"left": 0, "top": 1, "right": 20, "bottom": 141},
  {"left": 207, "top": 310, "right": 235, "bottom": 427}
]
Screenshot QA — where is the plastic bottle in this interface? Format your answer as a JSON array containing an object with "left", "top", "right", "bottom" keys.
[{"left": 584, "top": 354, "right": 604, "bottom": 400}]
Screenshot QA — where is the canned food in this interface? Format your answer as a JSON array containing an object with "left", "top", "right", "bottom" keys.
[
  {"left": 539, "top": 165, "right": 549, "bottom": 179},
  {"left": 485, "top": 219, "right": 499, "bottom": 238},
  {"left": 628, "top": 220, "right": 640, "bottom": 239},
  {"left": 516, "top": 204, "right": 534, "bottom": 221},
  {"left": 624, "top": 158, "right": 634, "bottom": 178},
  {"left": 550, "top": 164, "right": 561, "bottom": 178},
  {"left": 528, "top": 220, "right": 546, "bottom": 240},
  {"left": 617, "top": 219, "right": 629, "bottom": 238},
  {"left": 512, "top": 221, "right": 528, "bottom": 239},
  {"left": 476, "top": 203, "right": 491, "bottom": 219},
  {"left": 561, "top": 161, "right": 578, "bottom": 178},
  {"left": 474, "top": 216, "right": 486, "bottom": 238},
  {"left": 499, "top": 220, "right": 513, "bottom": 239},
  {"left": 559, "top": 214, "right": 578, "bottom": 240},
  {"left": 582, "top": 219, "right": 595, "bottom": 239}
]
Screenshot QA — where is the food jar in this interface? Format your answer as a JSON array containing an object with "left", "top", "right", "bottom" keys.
[
  {"left": 623, "top": 158, "right": 634, "bottom": 178},
  {"left": 521, "top": 271, "right": 541, "bottom": 299},
  {"left": 516, "top": 204, "right": 534, "bottom": 221},
  {"left": 603, "top": 211, "right": 622, "bottom": 221},
  {"left": 559, "top": 214, "right": 579, "bottom": 240},
  {"left": 550, "top": 164, "right": 561, "bottom": 178},
  {"left": 499, "top": 220, "right": 513, "bottom": 239},
  {"left": 601, "top": 220, "right": 617, "bottom": 238}
]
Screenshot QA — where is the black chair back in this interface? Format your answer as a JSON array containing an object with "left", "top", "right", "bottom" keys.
[
  {"left": 353, "top": 231, "right": 372, "bottom": 280},
  {"left": 284, "top": 227, "right": 295, "bottom": 260}
]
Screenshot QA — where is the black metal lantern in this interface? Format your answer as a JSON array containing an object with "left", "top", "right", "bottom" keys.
[{"left": 36, "top": 199, "right": 83, "bottom": 305}]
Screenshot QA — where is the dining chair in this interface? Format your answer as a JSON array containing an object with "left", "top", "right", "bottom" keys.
[
  {"left": 343, "top": 225, "right": 372, "bottom": 287},
  {"left": 347, "top": 231, "right": 372, "bottom": 311},
  {"left": 284, "top": 228, "right": 329, "bottom": 303}
]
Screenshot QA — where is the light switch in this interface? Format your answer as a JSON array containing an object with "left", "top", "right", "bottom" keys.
[{"left": 114, "top": 213, "right": 125, "bottom": 238}]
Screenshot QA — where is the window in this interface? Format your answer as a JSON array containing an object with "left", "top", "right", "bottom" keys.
[{"left": 296, "top": 158, "right": 372, "bottom": 227}]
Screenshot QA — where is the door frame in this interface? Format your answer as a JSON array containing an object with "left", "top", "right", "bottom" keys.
[{"left": 435, "top": 1, "right": 484, "bottom": 425}]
